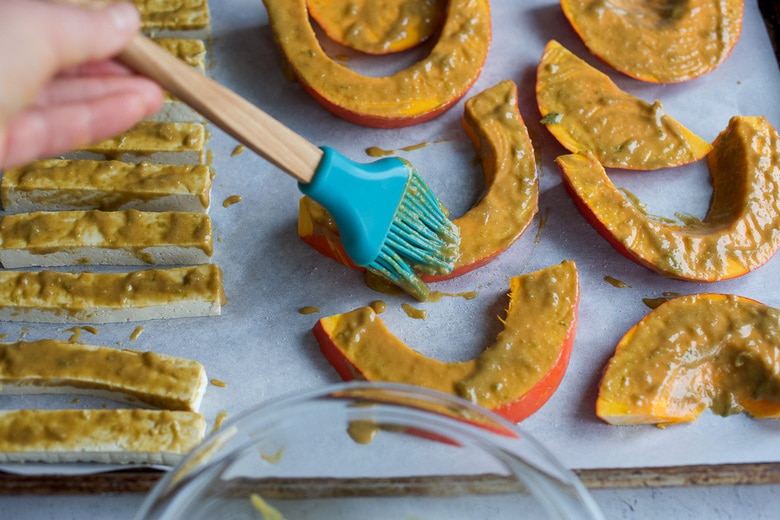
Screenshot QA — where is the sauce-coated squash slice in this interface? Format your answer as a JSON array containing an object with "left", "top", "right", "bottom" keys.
[
  {"left": 560, "top": 0, "right": 744, "bottom": 83},
  {"left": 556, "top": 116, "right": 780, "bottom": 282},
  {"left": 298, "top": 80, "right": 539, "bottom": 287},
  {"left": 314, "top": 260, "right": 579, "bottom": 422},
  {"left": 263, "top": 0, "right": 490, "bottom": 128},
  {"left": 537, "top": 40, "right": 711, "bottom": 170},
  {"left": 307, "top": 0, "right": 446, "bottom": 54},
  {"left": 597, "top": 293, "right": 780, "bottom": 426}
]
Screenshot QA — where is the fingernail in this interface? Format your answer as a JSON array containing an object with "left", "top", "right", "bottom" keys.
[{"left": 105, "top": 2, "right": 140, "bottom": 32}]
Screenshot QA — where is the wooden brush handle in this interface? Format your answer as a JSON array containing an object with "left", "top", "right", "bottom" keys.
[{"left": 120, "top": 34, "right": 322, "bottom": 183}]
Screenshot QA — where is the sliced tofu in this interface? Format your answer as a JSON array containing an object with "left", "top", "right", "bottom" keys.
[
  {"left": 149, "top": 102, "right": 205, "bottom": 124},
  {"left": 0, "top": 209, "right": 213, "bottom": 268},
  {"left": 0, "top": 409, "right": 205, "bottom": 465},
  {"left": 149, "top": 38, "right": 207, "bottom": 122},
  {"left": 0, "top": 340, "right": 207, "bottom": 412},
  {"left": 0, "top": 264, "right": 226, "bottom": 323},
  {"left": 63, "top": 121, "right": 207, "bottom": 165},
  {"left": 1, "top": 159, "right": 212, "bottom": 213},
  {"left": 154, "top": 38, "right": 207, "bottom": 73},
  {"left": 134, "top": 0, "right": 211, "bottom": 39}
]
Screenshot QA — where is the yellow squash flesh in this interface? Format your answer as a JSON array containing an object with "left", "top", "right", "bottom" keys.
[{"left": 536, "top": 40, "right": 711, "bottom": 170}]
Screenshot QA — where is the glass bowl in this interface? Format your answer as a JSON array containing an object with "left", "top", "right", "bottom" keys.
[{"left": 135, "top": 382, "right": 604, "bottom": 519}]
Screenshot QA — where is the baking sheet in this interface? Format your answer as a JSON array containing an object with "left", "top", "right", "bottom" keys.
[{"left": 1, "top": 0, "right": 780, "bottom": 483}]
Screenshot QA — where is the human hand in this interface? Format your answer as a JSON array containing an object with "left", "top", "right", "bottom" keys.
[{"left": 0, "top": 0, "right": 164, "bottom": 169}]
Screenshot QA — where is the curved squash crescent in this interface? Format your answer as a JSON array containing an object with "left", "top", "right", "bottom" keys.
[
  {"left": 263, "top": 0, "right": 491, "bottom": 128},
  {"left": 313, "top": 260, "right": 579, "bottom": 423},
  {"left": 298, "top": 80, "right": 539, "bottom": 283},
  {"left": 556, "top": 116, "right": 780, "bottom": 281}
]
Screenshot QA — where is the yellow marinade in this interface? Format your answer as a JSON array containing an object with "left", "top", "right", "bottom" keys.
[
  {"left": 132, "top": 0, "right": 211, "bottom": 34},
  {"left": 307, "top": 0, "right": 446, "bottom": 54},
  {"left": 0, "top": 340, "right": 206, "bottom": 411},
  {"left": 154, "top": 38, "right": 207, "bottom": 71}
]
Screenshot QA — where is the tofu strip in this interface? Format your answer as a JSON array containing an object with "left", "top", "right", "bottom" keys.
[
  {"left": 0, "top": 409, "right": 205, "bottom": 465},
  {"left": 148, "top": 38, "right": 207, "bottom": 122},
  {"left": 133, "top": 0, "right": 212, "bottom": 39},
  {"left": 0, "top": 264, "right": 226, "bottom": 324},
  {"left": 0, "top": 209, "right": 213, "bottom": 268},
  {"left": 0, "top": 340, "right": 207, "bottom": 412},
  {"left": 154, "top": 38, "right": 207, "bottom": 72},
  {"left": 63, "top": 121, "right": 207, "bottom": 165},
  {"left": 1, "top": 159, "right": 212, "bottom": 213}
]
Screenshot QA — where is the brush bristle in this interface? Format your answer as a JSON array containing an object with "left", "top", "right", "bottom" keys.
[{"left": 366, "top": 169, "right": 460, "bottom": 301}]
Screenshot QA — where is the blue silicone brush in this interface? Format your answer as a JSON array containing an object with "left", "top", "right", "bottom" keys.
[{"left": 120, "top": 35, "right": 459, "bottom": 300}]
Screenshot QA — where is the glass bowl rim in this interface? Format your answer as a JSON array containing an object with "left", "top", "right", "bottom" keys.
[{"left": 136, "top": 381, "right": 604, "bottom": 520}]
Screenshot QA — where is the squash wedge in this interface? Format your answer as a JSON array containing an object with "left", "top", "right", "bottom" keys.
[
  {"left": 537, "top": 40, "right": 711, "bottom": 170},
  {"left": 298, "top": 80, "right": 539, "bottom": 285},
  {"left": 313, "top": 261, "right": 579, "bottom": 422},
  {"left": 561, "top": 0, "right": 744, "bottom": 83},
  {"left": 307, "top": 0, "right": 446, "bottom": 54},
  {"left": 597, "top": 293, "right": 780, "bottom": 426},
  {"left": 263, "top": 0, "right": 490, "bottom": 128},
  {"left": 556, "top": 116, "right": 780, "bottom": 282}
]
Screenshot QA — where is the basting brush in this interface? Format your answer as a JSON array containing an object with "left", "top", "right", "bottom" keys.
[{"left": 119, "top": 35, "right": 459, "bottom": 301}]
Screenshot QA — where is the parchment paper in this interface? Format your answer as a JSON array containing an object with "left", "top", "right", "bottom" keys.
[{"left": 1, "top": 0, "right": 779, "bottom": 476}]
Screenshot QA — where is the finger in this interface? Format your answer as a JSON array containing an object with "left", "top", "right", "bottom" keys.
[
  {"left": 35, "top": 1, "right": 140, "bottom": 70},
  {"left": 32, "top": 75, "right": 164, "bottom": 109},
  {"left": 0, "top": 92, "right": 158, "bottom": 170},
  {"left": 57, "top": 59, "right": 137, "bottom": 78},
  {"left": 0, "top": 1, "right": 140, "bottom": 123}
]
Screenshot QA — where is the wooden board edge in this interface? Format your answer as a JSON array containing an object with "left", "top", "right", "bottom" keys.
[{"left": 2, "top": 462, "right": 780, "bottom": 495}]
